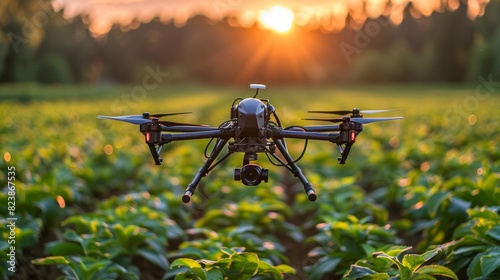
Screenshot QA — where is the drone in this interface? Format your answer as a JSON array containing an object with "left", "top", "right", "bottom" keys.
[{"left": 98, "top": 84, "right": 402, "bottom": 203}]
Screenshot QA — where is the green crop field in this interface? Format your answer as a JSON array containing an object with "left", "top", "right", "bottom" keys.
[{"left": 1, "top": 84, "right": 499, "bottom": 280}]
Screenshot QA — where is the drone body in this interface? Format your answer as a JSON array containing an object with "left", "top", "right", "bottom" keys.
[{"left": 98, "top": 84, "right": 402, "bottom": 203}]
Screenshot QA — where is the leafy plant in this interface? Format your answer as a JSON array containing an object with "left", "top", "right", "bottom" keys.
[
  {"left": 175, "top": 226, "right": 288, "bottom": 265},
  {"left": 2, "top": 84, "right": 500, "bottom": 279},
  {"left": 195, "top": 198, "right": 303, "bottom": 245},
  {"left": 306, "top": 215, "right": 399, "bottom": 278},
  {"left": 33, "top": 201, "right": 178, "bottom": 278},
  {"left": 345, "top": 245, "right": 458, "bottom": 280},
  {"left": 169, "top": 247, "right": 295, "bottom": 280},
  {"left": 446, "top": 207, "right": 500, "bottom": 279},
  {"left": 398, "top": 181, "right": 470, "bottom": 250},
  {"left": 33, "top": 256, "right": 137, "bottom": 280}
]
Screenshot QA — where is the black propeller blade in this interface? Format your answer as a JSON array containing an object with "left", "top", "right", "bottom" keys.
[
  {"left": 97, "top": 112, "right": 206, "bottom": 126},
  {"left": 350, "top": 117, "right": 403, "bottom": 124},
  {"left": 304, "top": 117, "right": 403, "bottom": 124},
  {"left": 308, "top": 109, "right": 398, "bottom": 116},
  {"left": 158, "top": 120, "right": 206, "bottom": 127},
  {"left": 303, "top": 117, "right": 344, "bottom": 123},
  {"left": 147, "top": 112, "right": 192, "bottom": 118},
  {"left": 97, "top": 115, "right": 153, "bottom": 125}
]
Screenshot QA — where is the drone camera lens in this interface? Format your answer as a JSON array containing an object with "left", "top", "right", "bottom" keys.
[
  {"left": 245, "top": 169, "right": 259, "bottom": 183},
  {"left": 235, "top": 164, "right": 268, "bottom": 186}
]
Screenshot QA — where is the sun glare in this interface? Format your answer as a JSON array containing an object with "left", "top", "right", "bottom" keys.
[{"left": 258, "top": 6, "right": 295, "bottom": 33}]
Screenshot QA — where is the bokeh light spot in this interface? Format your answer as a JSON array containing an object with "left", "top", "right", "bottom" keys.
[
  {"left": 398, "top": 178, "right": 409, "bottom": 187},
  {"left": 4, "top": 152, "right": 11, "bottom": 162},
  {"left": 420, "top": 161, "right": 430, "bottom": 172},
  {"left": 56, "top": 195, "right": 66, "bottom": 208},
  {"left": 104, "top": 144, "right": 114, "bottom": 155},
  {"left": 389, "top": 136, "right": 400, "bottom": 148},
  {"left": 468, "top": 114, "right": 477, "bottom": 125},
  {"left": 413, "top": 201, "right": 424, "bottom": 210}
]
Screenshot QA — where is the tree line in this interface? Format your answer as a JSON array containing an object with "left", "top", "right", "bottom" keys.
[{"left": 0, "top": 1, "right": 499, "bottom": 85}]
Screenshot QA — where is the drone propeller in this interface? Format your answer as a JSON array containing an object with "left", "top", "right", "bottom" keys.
[
  {"left": 97, "top": 112, "right": 205, "bottom": 126},
  {"left": 304, "top": 116, "right": 403, "bottom": 124},
  {"left": 308, "top": 109, "right": 398, "bottom": 116}
]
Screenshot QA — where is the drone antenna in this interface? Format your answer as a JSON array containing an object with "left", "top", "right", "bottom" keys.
[{"left": 250, "top": 83, "right": 266, "bottom": 98}]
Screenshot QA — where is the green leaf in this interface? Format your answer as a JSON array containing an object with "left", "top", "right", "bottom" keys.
[
  {"left": 86, "top": 260, "right": 115, "bottom": 277},
  {"left": 307, "top": 256, "right": 341, "bottom": 280},
  {"left": 113, "top": 223, "right": 125, "bottom": 240},
  {"left": 467, "top": 208, "right": 499, "bottom": 221},
  {"left": 367, "top": 274, "right": 392, "bottom": 280},
  {"left": 62, "top": 216, "right": 90, "bottom": 231},
  {"left": 220, "top": 247, "right": 235, "bottom": 256},
  {"left": 226, "top": 253, "right": 259, "bottom": 277},
  {"left": 421, "top": 248, "right": 440, "bottom": 262},
  {"left": 362, "top": 244, "right": 377, "bottom": 255},
  {"left": 451, "top": 245, "right": 486, "bottom": 255},
  {"left": 99, "top": 263, "right": 135, "bottom": 280},
  {"left": 384, "top": 246, "right": 412, "bottom": 257},
  {"left": 426, "top": 191, "right": 449, "bottom": 217},
  {"left": 206, "top": 267, "right": 224, "bottom": 280},
  {"left": 274, "top": 264, "right": 296, "bottom": 275},
  {"left": 345, "top": 265, "right": 378, "bottom": 278},
  {"left": 402, "top": 254, "right": 426, "bottom": 272},
  {"left": 415, "top": 265, "right": 458, "bottom": 280},
  {"left": 190, "top": 267, "right": 207, "bottom": 280},
  {"left": 411, "top": 274, "right": 437, "bottom": 280},
  {"left": 486, "top": 226, "right": 500, "bottom": 242},
  {"left": 46, "top": 241, "right": 84, "bottom": 256},
  {"left": 171, "top": 258, "right": 202, "bottom": 269},
  {"left": 468, "top": 252, "right": 483, "bottom": 278},
  {"left": 16, "top": 228, "right": 38, "bottom": 249},
  {"left": 480, "top": 253, "right": 500, "bottom": 276},
  {"left": 63, "top": 229, "right": 84, "bottom": 244},
  {"left": 32, "top": 256, "right": 69, "bottom": 265},
  {"left": 174, "top": 274, "right": 187, "bottom": 280},
  {"left": 137, "top": 248, "right": 170, "bottom": 271},
  {"left": 257, "top": 262, "right": 282, "bottom": 280},
  {"left": 375, "top": 252, "right": 402, "bottom": 268}
]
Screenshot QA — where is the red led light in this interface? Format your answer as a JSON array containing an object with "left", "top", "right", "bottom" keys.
[
  {"left": 146, "top": 132, "right": 151, "bottom": 142},
  {"left": 350, "top": 131, "right": 356, "bottom": 142}
]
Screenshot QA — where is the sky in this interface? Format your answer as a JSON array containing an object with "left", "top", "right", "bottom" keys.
[{"left": 54, "top": 0, "right": 491, "bottom": 35}]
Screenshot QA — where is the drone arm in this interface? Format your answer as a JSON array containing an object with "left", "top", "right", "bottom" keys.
[
  {"left": 182, "top": 137, "right": 230, "bottom": 203},
  {"left": 161, "top": 126, "right": 221, "bottom": 132},
  {"left": 272, "top": 136, "right": 317, "bottom": 202},
  {"left": 273, "top": 128, "right": 340, "bottom": 142},
  {"left": 271, "top": 126, "right": 358, "bottom": 165},
  {"left": 302, "top": 125, "right": 340, "bottom": 132},
  {"left": 161, "top": 129, "right": 231, "bottom": 143}
]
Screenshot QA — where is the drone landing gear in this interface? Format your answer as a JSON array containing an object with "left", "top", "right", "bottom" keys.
[
  {"left": 182, "top": 137, "right": 230, "bottom": 203},
  {"left": 271, "top": 137, "right": 317, "bottom": 202}
]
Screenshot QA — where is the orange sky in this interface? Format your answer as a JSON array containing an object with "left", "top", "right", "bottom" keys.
[{"left": 53, "top": 0, "right": 490, "bottom": 36}]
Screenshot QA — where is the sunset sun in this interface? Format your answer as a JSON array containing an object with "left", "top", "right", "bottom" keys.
[{"left": 258, "top": 5, "right": 295, "bottom": 33}]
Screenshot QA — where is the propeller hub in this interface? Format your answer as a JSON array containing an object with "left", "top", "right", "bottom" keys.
[
  {"left": 142, "top": 112, "right": 150, "bottom": 119},
  {"left": 352, "top": 108, "right": 362, "bottom": 117}
]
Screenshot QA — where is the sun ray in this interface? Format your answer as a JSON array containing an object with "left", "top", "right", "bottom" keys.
[
  {"left": 233, "top": 28, "right": 326, "bottom": 84},
  {"left": 233, "top": 34, "right": 276, "bottom": 83}
]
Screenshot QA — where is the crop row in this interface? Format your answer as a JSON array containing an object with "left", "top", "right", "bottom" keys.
[{"left": 0, "top": 85, "right": 499, "bottom": 279}]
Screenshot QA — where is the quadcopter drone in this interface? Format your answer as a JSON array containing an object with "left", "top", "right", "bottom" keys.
[{"left": 98, "top": 84, "right": 402, "bottom": 203}]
